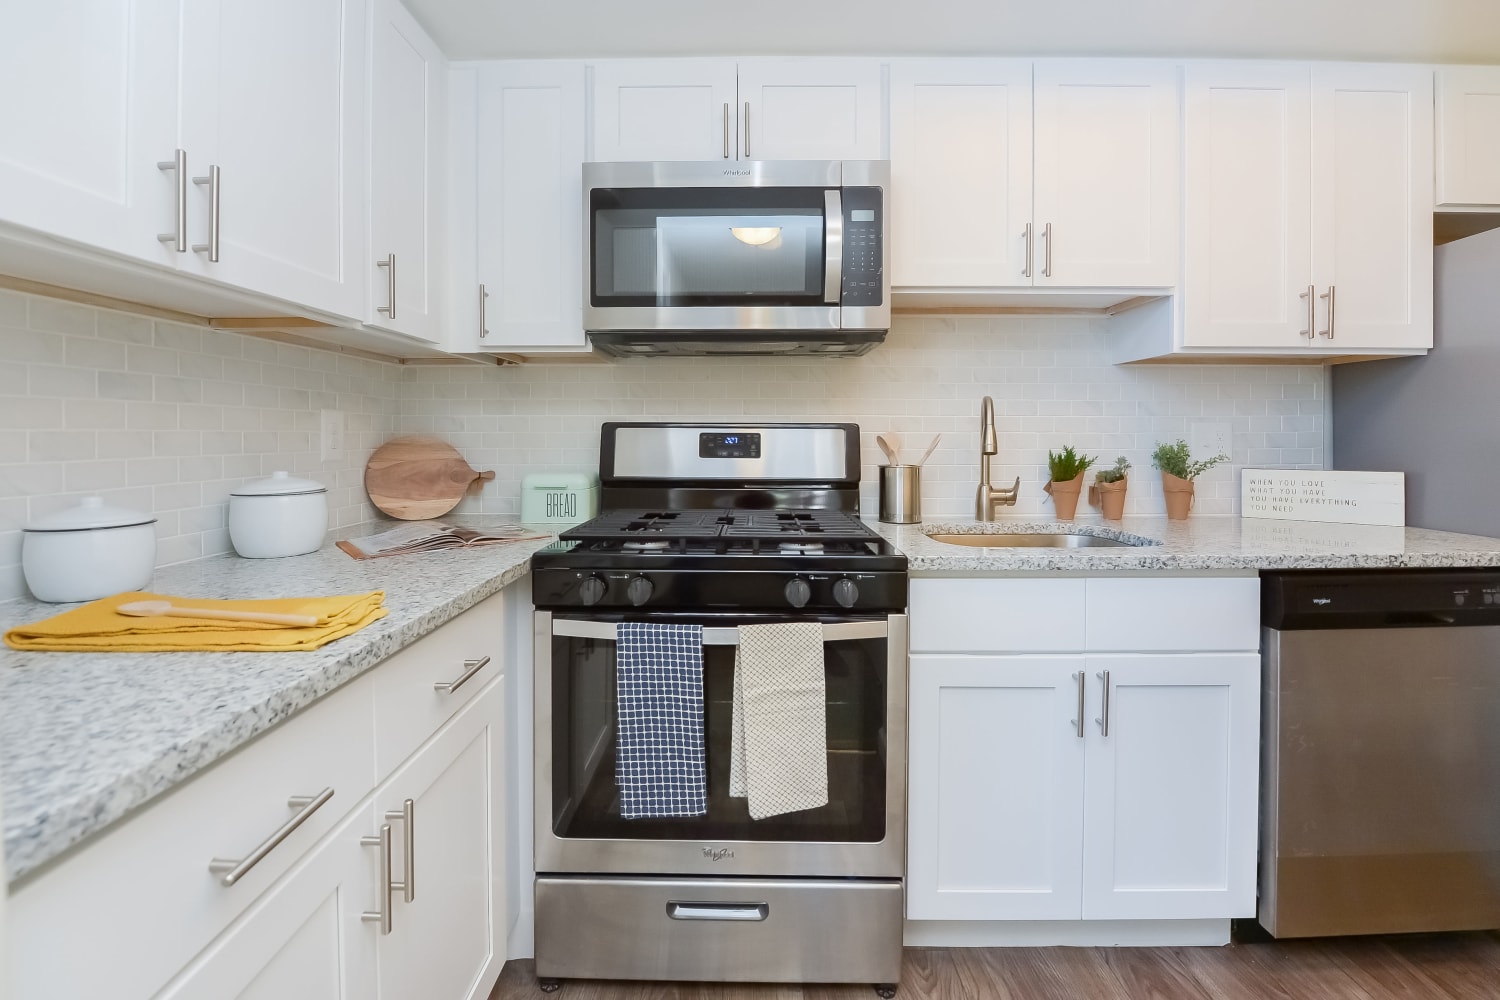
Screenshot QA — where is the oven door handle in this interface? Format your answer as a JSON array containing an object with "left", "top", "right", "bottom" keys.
[{"left": 550, "top": 619, "right": 889, "bottom": 644}]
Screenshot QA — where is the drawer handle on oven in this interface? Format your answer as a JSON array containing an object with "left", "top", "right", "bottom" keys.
[
  {"left": 551, "top": 620, "right": 889, "bottom": 644},
  {"left": 209, "top": 787, "right": 335, "bottom": 887},
  {"left": 434, "top": 655, "right": 490, "bottom": 694},
  {"left": 666, "top": 901, "right": 769, "bottom": 922}
]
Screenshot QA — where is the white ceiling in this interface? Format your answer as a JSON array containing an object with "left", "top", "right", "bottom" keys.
[{"left": 404, "top": 0, "right": 1500, "bottom": 63}]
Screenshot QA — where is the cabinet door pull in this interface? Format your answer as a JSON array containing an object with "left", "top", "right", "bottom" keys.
[
  {"left": 1042, "top": 222, "right": 1053, "bottom": 278},
  {"left": 208, "top": 787, "right": 334, "bottom": 887},
  {"left": 434, "top": 655, "right": 491, "bottom": 694},
  {"left": 744, "top": 101, "right": 751, "bottom": 159},
  {"left": 1022, "top": 223, "right": 1034, "bottom": 279},
  {"left": 384, "top": 797, "right": 415, "bottom": 903},
  {"left": 1095, "top": 670, "right": 1111, "bottom": 737},
  {"left": 1072, "top": 671, "right": 1085, "bottom": 738},
  {"left": 377, "top": 254, "right": 397, "bottom": 318},
  {"left": 479, "top": 283, "right": 490, "bottom": 339},
  {"left": 361, "top": 823, "right": 397, "bottom": 935},
  {"left": 1319, "top": 286, "right": 1335, "bottom": 339},
  {"left": 191, "top": 165, "right": 221, "bottom": 261},
  {"left": 1299, "top": 285, "right": 1315, "bottom": 338},
  {"left": 722, "top": 102, "right": 730, "bottom": 159},
  {"left": 157, "top": 149, "right": 187, "bottom": 251}
]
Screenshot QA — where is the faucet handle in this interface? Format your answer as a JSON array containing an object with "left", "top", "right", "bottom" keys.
[{"left": 997, "top": 476, "right": 1020, "bottom": 505}]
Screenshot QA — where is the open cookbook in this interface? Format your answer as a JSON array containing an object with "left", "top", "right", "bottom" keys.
[{"left": 337, "top": 521, "right": 549, "bottom": 560}]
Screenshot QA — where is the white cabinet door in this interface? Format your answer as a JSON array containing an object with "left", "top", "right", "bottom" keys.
[
  {"left": 1310, "top": 65, "right": 1433, "bottom": 351},
  {"left": 737, "top": 59, "right": 884, "bottom": 161},
  {"left": 368, "top": 0, "right": 445, "bottom": 342},
  {"left": 153, "top": 803, "right": 378, "bottom": 1000},
  {"left": 1182, "top": 63, "right": 1312, "bottom": 349},
  {"left": 1437, "top": 66, "right": 1500, "bottom": 208},
  {"left": 178, "top": 0, "right": 366, "bottom": 318},
  {"left": 0, "top": 0, "right": 182, "bottom": 265},
  {"left": 889, "top": 59, "right": 1033, "bottom": 288},
  {"left": 376, "top": 679, "right": 507, "bottom": 1000},
  {"left": 907, "top": 655, "right": 1085, "bottom": 921},
  {"left": 1081, "top": 653, "right": 1259, "bottom": 921},
  {"left": 592, "top": 60, "right": 739, "bottom": 161},
  {"left": 1033, "top": 60, "right": 1179, "bottom": 288},
  {"left": 475, "top": 61, "right": 587, "bottom": 351}
]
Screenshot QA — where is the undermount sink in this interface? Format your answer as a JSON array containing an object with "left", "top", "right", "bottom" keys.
[{"left": 925, "top": 532, "right": 1143, "bottom": 549}]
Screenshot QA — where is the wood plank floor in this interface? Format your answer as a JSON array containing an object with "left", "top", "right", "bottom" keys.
[{"left": 489, "top": 932, "right": 1500, "bottom": 999}]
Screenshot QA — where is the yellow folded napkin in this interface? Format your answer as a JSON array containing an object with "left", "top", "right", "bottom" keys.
[{"left": 4, "top": 591, "right": 388, "bottom": 653}]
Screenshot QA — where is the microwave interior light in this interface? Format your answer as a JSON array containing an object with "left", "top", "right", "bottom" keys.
[{"left": 730, "top": 226, "right": 782, "bottom": 246}]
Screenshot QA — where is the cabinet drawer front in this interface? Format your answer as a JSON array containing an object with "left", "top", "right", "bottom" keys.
[
  {"left": 9, "top": 677, "right": 375, "bottom": 1000},
  {"left": 373, "top": 592, "right": 505, "bottom": 778},
  {"left": 1085, "top": 576, "right": 1259, "bottom": 651},
  {"left": 910, "top": 578, "right": 1085, "bottom": 652}
]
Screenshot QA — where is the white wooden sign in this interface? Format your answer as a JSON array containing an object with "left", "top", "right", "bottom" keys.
[{"left": 1241, "top": 469, "right": 1405, "bottom": 527}]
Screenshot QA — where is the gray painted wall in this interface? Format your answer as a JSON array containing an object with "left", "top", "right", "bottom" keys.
[{"left": 1331, "top": 227, "right": 1500, "bottom": 537}]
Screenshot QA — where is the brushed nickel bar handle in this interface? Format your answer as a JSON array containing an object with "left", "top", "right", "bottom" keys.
[
  {"left": 361, "top": 823, "right": 395, "bottom": 935},
  {"left": 208, "top": 787, "right": 334, "bottom": 887},
  {"left": 743, "top": 101, "right": 751, "bottom": 159},
  {"left": 1073, "top": 671, "right": 1085, "bottom": 738},
  {"left": 823, "top": 190, "right": 843, "bottom": 305},
  {"left": 1299, "top": 284, "right": 1315, "bottom": 339},
  {"left": 377, "top": 254, "right": 396, "bottom": 318},
  {"left": 1022, "top": 223, "right": 1033, "bottom": 279},
  {"left": 667, "top": 901, "right": 769, "bottom": 921},
  {"left": 434, "top": 655, "right": 490, "bottom": 694},
  {"left": 191, "top": 165, "right": 221, "bottom": 261},
  {"left": 550, "top": 619, "right": 889, "bottom": 644},
  {"left": 1095, "top": 670, "right": 1111, "bottom": 737},
  {"left": 722, "top": 102, "right": 730, "bottom": 159},
  {"left": 157, "top": 149, "right": 187, "bottom": 251},
  {"left": 479, "top": 283, "right": 489, "bottom": 339},
  {"left": 1042, "top": 222, "right": 1053, "bottom": 278},
  {"left": 1319, "top": 285, "right": 1335, "bottom": 339},
  {"left": 385, "top": 798, "right": 415, "bottom": 903}
]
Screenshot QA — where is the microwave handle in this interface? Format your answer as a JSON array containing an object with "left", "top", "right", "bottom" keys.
[
  {"left": 551, "top": 618, "right": 889, "bottom": 645},
  {"left": 823, "top": 190, "right": 843, "bottom": 305}
]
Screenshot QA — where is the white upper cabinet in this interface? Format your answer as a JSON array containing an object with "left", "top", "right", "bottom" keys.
[
  {"left": 1032, "top": 60, "right": 1179, "bottom": 288},
  {"left": 475, "top": 61, "right": 587, "bottom": 351},
  {"left": 588, "top": 59, "right": 883, "bottom": 162},
  {"left": 176, "top": 0, "right": 367, "bottom": 318},
  {"left": 591, "top": 60, "right": 739, "bottom": 161},
  {"left": 889, "top": 60, "right": 1034, "bottom": 288},
  {"left": 1179, "top": 61, "right": 1431, "bottom": 354},
  {"left": 0, "top": 0, "right": 182, "bottom": 265},
  {"left": 368, "top": 0, "right": 446, "bottom": 343},
  {"left": 890, "top": 58, "right": 1179, "bottom": 294},
  {"left": 1437, "top": 66, "right": 1500, "bottom": 208}
]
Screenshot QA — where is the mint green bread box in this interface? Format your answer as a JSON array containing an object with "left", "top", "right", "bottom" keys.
[{"left": 521, "top": 471, "right": 599, "bottom": 529}]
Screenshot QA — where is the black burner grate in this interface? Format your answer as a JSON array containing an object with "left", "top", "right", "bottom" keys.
[{"left": 560, "top": 508, "right": 879, "bottom": 547}]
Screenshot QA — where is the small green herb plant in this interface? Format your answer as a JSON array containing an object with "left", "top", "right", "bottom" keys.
[
  {"left": 1095, "top": 456, "right": 1131, "bottom": 484},
  {"left": 1047, "top": 445, "right": 1096, "bottom": 482},
  {"left": 1151, "top": 439, "right": 1228, "bottom": 480}
]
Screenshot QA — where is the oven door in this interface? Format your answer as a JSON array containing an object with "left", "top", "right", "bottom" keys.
[{"left": 534, "top": 611, "right": 906, "bottom": 879}]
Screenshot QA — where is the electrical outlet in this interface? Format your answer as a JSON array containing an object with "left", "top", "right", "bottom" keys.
[
  {"left": 1190, "top": 421, "right": 1233, "bottom": 463},
  {"left": 319, "top": 409, "right": 345, "bottom": 463}
]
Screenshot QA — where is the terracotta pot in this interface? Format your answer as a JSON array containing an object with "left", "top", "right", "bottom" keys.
[
  {"left": 1161, "top": 471, "right": 1195, "bottom": 520},
  {"left": 1092, "top": 476, "right": 1128, "bottom": 520},
  {"left": 1044, "top": 472, "right": 1086, "bottom": 521}
]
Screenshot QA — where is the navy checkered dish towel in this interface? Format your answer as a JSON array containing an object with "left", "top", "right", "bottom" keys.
[{"left": 615, "top": 623, "right": 708, "bottom": 819}]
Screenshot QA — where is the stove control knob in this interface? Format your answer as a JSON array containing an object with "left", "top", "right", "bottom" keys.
[
  {"left": 578, "top": 575, "right": 607, "bottom": 606},
  {"left": 832, "top": 577, "right": 860, "bottom": 609},
  {"left": 626, "top": 575, "right": 654, "bottom": 606},
  {"left": 784, "top": 578, "right": 812, "bottom": 609}
]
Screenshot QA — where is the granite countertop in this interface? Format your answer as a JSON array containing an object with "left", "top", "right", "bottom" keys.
[
  {"left": 0, "top": 531, "right": 554, "bottom": 884},
  {"left": 8, "top": 512, "right": 1500, "bottom": 885},
  {"left": 873, "top": 515, "right": 1500, "bottom": 573}
]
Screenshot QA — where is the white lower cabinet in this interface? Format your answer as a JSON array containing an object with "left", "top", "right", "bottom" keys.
[{"left": 906, "top": 576, "right": 1260, "bottom": 926}]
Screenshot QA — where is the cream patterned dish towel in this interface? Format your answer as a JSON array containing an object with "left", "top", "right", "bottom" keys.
[{"left": 729, "top": 622, "right": 829, "bottom": 819}]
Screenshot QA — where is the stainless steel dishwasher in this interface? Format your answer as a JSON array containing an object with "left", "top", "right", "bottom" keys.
[{"left": 1259, "top": 569, "right": 1500, "bottom": 938}]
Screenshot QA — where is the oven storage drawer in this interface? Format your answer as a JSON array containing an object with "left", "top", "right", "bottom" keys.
[{"left": 535, "top": 876, "right": 903, "bottom": 983}]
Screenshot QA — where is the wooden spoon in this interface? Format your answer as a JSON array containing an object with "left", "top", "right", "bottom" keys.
[
  {"left": 117, "top": 600, "right": 319, "bottom": 627},
  {"left": 915, "top": 434, "right": 942, "bottom": 467},
  {"left": 877, "top": 433, "right": 902, "bottom": 465}
]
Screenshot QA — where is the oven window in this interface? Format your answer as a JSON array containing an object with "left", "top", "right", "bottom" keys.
[
  {"left": 590, "top": 187, "right": 829, "bottom": 308},
  {"left": 549, "top": 629, "right": 887, "bottom": 843}
]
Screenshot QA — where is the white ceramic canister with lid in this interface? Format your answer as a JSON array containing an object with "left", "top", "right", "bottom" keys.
[
  {"left": 22, "top": 496, "right": 158, "bottom": 603},
  {"left": 228, "top": 471, "right": 329, "bottom": 558}
]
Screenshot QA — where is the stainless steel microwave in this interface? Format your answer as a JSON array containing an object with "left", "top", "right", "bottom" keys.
[{"left": 582, "top": 160, "right": 890, "bottom": 358}]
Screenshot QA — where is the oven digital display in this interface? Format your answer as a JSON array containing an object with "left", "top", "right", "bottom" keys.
[{"left": 700, "top": 432, "right": 761, "bottom": 459}]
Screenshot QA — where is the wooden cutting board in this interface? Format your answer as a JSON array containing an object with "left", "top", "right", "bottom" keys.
[{"left": 364, "top": 436, "right": 495, "bottom": 520}]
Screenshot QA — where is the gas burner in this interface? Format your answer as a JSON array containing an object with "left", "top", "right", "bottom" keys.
[{"left": 778, "top": 542, "right": 825, "bottom": 554}]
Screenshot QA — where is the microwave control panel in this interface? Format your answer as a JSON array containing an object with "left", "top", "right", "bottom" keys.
[{"left": 840, "top": 187, "right": 883, "bottom": 307}]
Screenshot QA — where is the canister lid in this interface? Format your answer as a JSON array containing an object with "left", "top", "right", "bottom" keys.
[
  {"left": 521, "top": 471, "right": 599, "bottom": 491},
  {"left": 23, "top": 496, "right": 157, "bottom": 532},
  {"left": 230, "top": 470, "right": 328, "bottom": 497}
]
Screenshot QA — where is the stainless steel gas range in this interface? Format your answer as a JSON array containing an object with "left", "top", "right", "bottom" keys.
[{"left": 530, "top": 423, "right": 907, "bottom": 995}]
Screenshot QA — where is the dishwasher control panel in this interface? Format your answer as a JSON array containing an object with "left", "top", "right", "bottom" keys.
[{"left": 1263, "top": 569, "right": 1500, "bottom": 629}]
